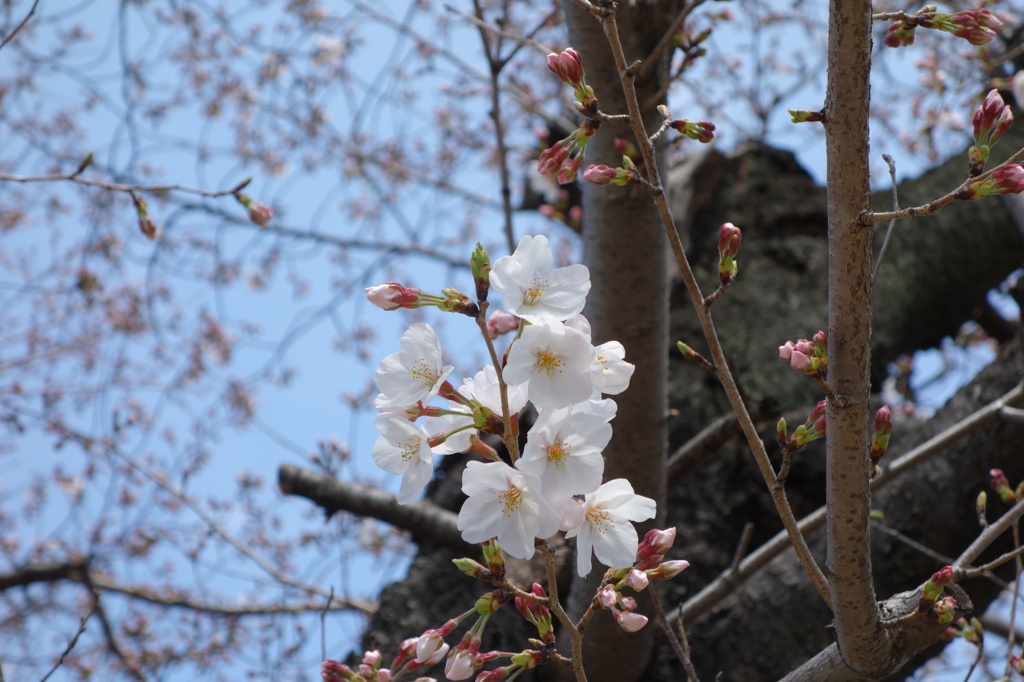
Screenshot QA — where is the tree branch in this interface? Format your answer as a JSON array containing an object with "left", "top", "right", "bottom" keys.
[{"left": 277, "top": 463, "right": 470, "bottom": 552}]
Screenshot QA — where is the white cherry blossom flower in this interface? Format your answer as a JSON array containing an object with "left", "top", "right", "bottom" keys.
[
  {"left": 490, "top": 234, "right": 590, "bottom": 323},
  {"left": 374, "top": 323, "right": 453, "bottom": 409},
  {"left": 564, "top": 479, "right": 657, "bottom": 577},
  {"left": 423, "top": 365, "right": 527, "bottom": 455},
  {"left": 503, "top": 319, "right": 595, "bottom": 409},
  {"left": 517, "top": 404, "right": 610, "bottom": 499},
  {"left": 371, "top": 414, "right": 436, "bottom": 504},
  {"left": 590, "top": 340, "right": 634, "bottom": 395},
  {"left": 457, "top": 461, "right": 561, "bottom": 559}
]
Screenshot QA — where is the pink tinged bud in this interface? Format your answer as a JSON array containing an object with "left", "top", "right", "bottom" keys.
[
  {"left": 445, "top": 650, "right": 478, "bottom": 681},
  {"left": 416, "top": 631, "right": 447, "bottom": 664},
  {"left": 322, "top": 660, "right": 354, "bottom": 681},
  {"left": 557, "top": 155, "right": 583, "bottom": 185},
  {"left": 625, "top": 569, "right": 650, "bottom": 591},
  {"left": 547, "top": 48, "right": 584, "bottom": 85},
  {"left": 248, "top": 202, "right": 274, "bottom": 226},
  {"left": 789, "top": 350, "right": 813, "bottom": 372},
  {"left": 582, "top": 164, "right": 620, "bottom": 185},
  {"left": 619, "top": 596, "right": 637, "bottom": 611},
  {"left": 717, "top": 223, "right": 742, "bottom": 259},
  {"left": 637, "top": 527, "right": 677, "bottom": 559},
  {"left": 377, "top": 670, "right": 392, "bottom": 682},
  {"left": 613, "top": 610, "right": 649, "bottom": 632},
  {"left": 597, "top": 585, "right": 618, "bottom": 609},
  {"left": 486, "top": 309, "right": 520, "bottom": 339},
  {"left": 932, "top": 596, "right": 957, "bottom": 624},
  {"left": 778, "top": 341, "right": 794, "bottom": 361},
  {"left": 993, "top": 164, "right": 1024, "bottom": 194},
  {"left": 366, "top": 282, "right": 409, "bottom": 310},
  {"left": 649, "top": 559, "right": 691, "bottom": 579},
  {"left": 883, "top": 21, "right": 915, "bottom": 48}
]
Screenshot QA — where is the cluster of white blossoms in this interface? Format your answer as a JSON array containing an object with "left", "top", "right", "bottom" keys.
[{"left": 370, "top": 235, "right": 655, "bottom": 577}]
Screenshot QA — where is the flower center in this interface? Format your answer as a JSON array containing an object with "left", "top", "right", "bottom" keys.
[
  {"left": 535, "top": 350, "right": 563, "bottom": 376},
  {"left": 410, "top": 357, "right": 438, "bottom": 385},
  {"left": 524, "top": 277, "right": 547, "bottom": 305},
  {"left": 499, "top": 485, "right": 523, "bottom": 516},
  {"left": 586, "top": 508, "right": 612, "bottom": 534},
  {"left": 546, "top": 440, "right": 569, "bottom": 464}
]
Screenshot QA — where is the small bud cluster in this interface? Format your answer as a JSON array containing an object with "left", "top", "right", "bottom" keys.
[
  {"left": 961, "top": 164, "right": 1024, "bottom": 200},
  {"left": 988, "top": 468, "right": 1024, "bottom": 504},
  {"left": 537, "top": 120, "right": 600, "bottom": 185},
  {"left": 777, "top": 400, "right": 827, "bottom": 453},
  {"left": 968, "top": 90, "right": 1014, "bottom": 176},
  {"left": 594, "top": 528, "right": 689, "bottom": 633},
  {"left": 778, "top": 331, "right": 828, "bottom": 377},
  {"left": 131, "top": 192, "right": 159, "bottom": 240},
  {"left": 321, "top": 640, "right": 444, "bottom": 682},
  {"left": 943, "top": 616, "right": 983, "bottom": 645},
  {"left": 659, "top": 105, "right": 716, "bottom": 143},
  {"left": 883, "top": 6, "right": 1003, "bottom": 48},
  {"left": 918, "top": 566, "right": 957, "bottom": 623},
  {"left": 546, "top": 48, "right": 598, "bottom": 116}
]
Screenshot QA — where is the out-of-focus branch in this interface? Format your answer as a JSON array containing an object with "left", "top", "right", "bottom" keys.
[
  {"left": 278, "top": 463, "right": 469, "bottom": 552},
  {"left": 0, "top": 559, "right": 375, "bottom": 615},
  {"left": 0, "top": 0, "right": 40, "bottom": 51}
]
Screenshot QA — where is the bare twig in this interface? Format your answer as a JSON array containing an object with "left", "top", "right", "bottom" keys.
[
  {"left": 40, "top": 596, "right": 98, "bottom": 682},
  {"left": 873, "top": 153, "right": 899, "bottom": 281},
  {"left": 651, "top": 589, "right": 699, "bottom": 682},
  {"left": 0, "top": 0, "right": 40, "bottom": 51}
]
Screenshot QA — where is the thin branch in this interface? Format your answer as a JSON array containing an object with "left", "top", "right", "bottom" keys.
[
  {"left": 0, "top": 169, "right": 249, "bottom": 199},
  {"left": 0, "top": 0, "right": 40, "bottom": 51},
  {"left": 954, "top": 496, "right": 1024, "bottom": 574},
  {"left": 637, "top": 0, "right": 703, "bottom": 81},
  {"left": 873, "top": 153, "right": 899, "bottom": 281},
  {"left": 651, "top": 588, "right": 699, "bottom": 682},
  {"left": 871, "top": 148, "right": 1024, "bottom": 223},
  {"left": 598, "top": 7, "right": 831, "bottom": 608},
  {"left": 91, "top": 591, "right": 147, "bottom": 681},
  {"left": 39, "top": 595, "right": 98, "bottom": 682}
]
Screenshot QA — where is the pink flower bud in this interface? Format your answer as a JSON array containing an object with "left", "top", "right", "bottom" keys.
[
  {"left": 486, "top": 309, "right": 520, "bottom": 338},
  {"left": 377, "top": 670, "right": 392, "bottom": 682},
  {"left": 624, "top": 569, "right": 650, "bottom": 591},
  {"left": 248, "top": 201, "right": 274, "bottom": 226},
  {"left": 717, "top": 223, "right": 742, "bottom": 259},
  {"left": 778, "top": 341, "right": 794, "bottom": 361},
  {"left": 582, "top": 164, "right": 620, "bottom": 185},
  {"left": 883, "top": 21, "right": 915, "bottom": 48},
  {"left": 597, "top": 585, "right": 618, "bottom": 609},
  {"left": 322, "top": 660, "right": 354, "bottom": 681},
  {"left": 444, "top": 650, "right": 478, "bottom": 681},
  {"left": 964, "top": 164, "right": 1024, "bottom": 199},
  {"left": 619, "top": 596, "right": 637, "bottom": 611},
  {"left": 546, "top": 48, "right": 584, "bottom": 86},
  {"left": 789, "top": 350, "right": 813, "bottom": 372},
  {"left": 637, "top": 527, "right": 677, "bottom": 560},
  {"left": 648, "top": 559, "right": 690, "bottom": 579},
  {"left": 416, "top": 631, "right": 447, "bottom": 664},
  {"left": 613, "top": 610, "right": 649, "bottom": 632},
  {"left": 365, "top": 282, "right": 423, "bottom": 311}
]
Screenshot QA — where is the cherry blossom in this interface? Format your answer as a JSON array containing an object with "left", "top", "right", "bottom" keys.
[
  {"left": 375, "top": 322, "right": 453, "bottom": 408},
  {"left": 564, "top": 479, "right": 657, "bottom": 577},
  {"left": 371, "top": 414, "right": 435, "bottom": 504},
  {"left": 489, "top": 234, "right": 590, "bottom": 323},
  {"left": 457, "top": 461, "right": 561, "bottom": 559},
  {"left": 589, "top": 340, "right": 634, "bottom": 395},
  {"left": 516, "top": 403, "right": 610, "bottom": 499},
  {"left": 503, "top": 318, "right": 596, "bottom": 409}
]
